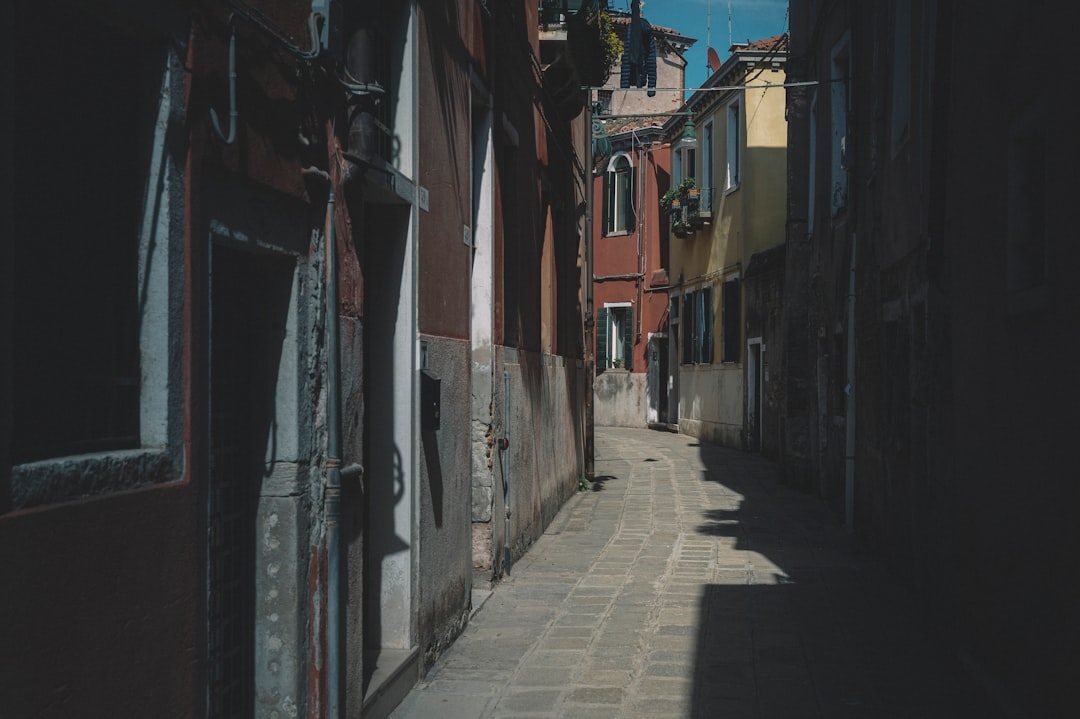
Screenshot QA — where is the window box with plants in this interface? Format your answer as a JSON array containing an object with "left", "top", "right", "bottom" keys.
[{"left": 660, "top": 177, "right": 698, "bottom": 237}]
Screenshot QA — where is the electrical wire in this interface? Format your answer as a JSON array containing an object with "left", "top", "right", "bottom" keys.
[{"left": 583, "top": 80, "right": 818, "bottom": 92}]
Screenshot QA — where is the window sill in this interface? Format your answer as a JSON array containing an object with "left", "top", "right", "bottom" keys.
[
  {"left": 11, "top": 448, "right": 176, "bottom": 511},
  {"left": 603, "top": 231, "right": 633, "bottom": 238}
]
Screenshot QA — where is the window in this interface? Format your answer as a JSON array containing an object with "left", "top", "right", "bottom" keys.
[
  {"left": 597, "top": 303, "right": 634, "bottom": 369},
  {"left": 725, "top": 101, "right": 741, "bottom": 190},
  {"left": 721, "top": 279, "right": 741, "bottom": 363},
  {"left": 604, "top": 153, "right": 635, "bottom": 235},
  {"left": 680, "top": 288, "right": 713, "bottom": 365},
  {"left": 674, "top": 137, "right": 696, "bottom": 187},
  {"left": 703, "top": 120, "right": 715, "bottom": 211},
  {"left": 13, "top": 9, "right": 166, "bottom": 463},
  {"left": 597, "top": 89, "right": 613, "bottom": 115},
  {"left": 696, "top": 286, "right": 714, "bottom": 364},
  {"left": 10, "top": 3, "right": 180, "bottom": 508}
]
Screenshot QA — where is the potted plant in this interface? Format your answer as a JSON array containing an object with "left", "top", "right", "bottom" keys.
[{"left": 678, "top": 177, "right": 698, "bottom": 208}]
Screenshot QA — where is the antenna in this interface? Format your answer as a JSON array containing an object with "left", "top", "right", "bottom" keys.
[
  {"left": 707, "top": 1, "right": 711, "bottom": 72},
  {"left": 728, "top": 0, "right": 732, "bottom": 49}
]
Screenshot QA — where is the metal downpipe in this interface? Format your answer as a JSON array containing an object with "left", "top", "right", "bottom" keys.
[
  {"left": 321, "top": 178, "right": 344, "bottom": 717},
  {"left": 502, "top": 369, "right": 512, "bottom": 575},
  {"left": 584, "top": 97, "right": 595, "bottom": 480},
  {"left": 305, "top": 166, "right": 358, "bottom": 718}
]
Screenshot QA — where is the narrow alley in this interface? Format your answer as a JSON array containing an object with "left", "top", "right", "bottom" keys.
[{"left": 390, "top": 427, "right": 997, "bottom": 719}]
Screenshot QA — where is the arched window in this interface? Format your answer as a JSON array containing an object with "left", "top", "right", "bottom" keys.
[{"left": 603, "top": 153, "right": 635, "bottom": 235}]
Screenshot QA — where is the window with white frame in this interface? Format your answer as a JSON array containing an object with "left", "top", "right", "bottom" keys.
[
  {"left": 725, "top": 100, "right": 741, "bottom": 190},
  {"left": 597, "top": 303, "right": 634, "bottom": 369},
  {"left": 604, "top": 153, "right": 635, "bottom": 235}
]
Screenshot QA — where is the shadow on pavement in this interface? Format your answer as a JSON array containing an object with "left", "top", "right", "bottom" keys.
[{"left": 687, "top": 441, "right": 1002, "bottom": 718}]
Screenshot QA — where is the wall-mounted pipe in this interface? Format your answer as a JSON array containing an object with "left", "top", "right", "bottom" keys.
[
  {"left": 210, "top": 18, "right": 237, "bottom": 144},
  {"left": 502, "top": 369, "right": 512, "bottom": 575},
  {"left": 304, "top": 165, "right": 361, "bottom": 718}
]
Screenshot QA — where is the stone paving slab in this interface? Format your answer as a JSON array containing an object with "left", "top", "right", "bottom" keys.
[{"left": 390, "top": 427, "right": 999, "bottom": 719}]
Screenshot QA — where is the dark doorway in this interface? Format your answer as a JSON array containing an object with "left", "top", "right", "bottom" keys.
[{"left": 207, "top": 243, "right": 292, "bottom": 719}]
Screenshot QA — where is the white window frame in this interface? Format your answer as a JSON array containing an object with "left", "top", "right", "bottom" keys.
[
  {"left": 725, "top": 100, "right": 741, "bottom": 192},
  {"left": 603, "top": 301, "right": 633, "bottom": 368},
  {"left": 605, "top": 152, "right": 635, "bottom": 236}
]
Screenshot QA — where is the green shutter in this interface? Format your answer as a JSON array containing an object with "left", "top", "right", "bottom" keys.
[
  {"left": 702, "top": 286, "right": 713, "bottom": 364},
  {"left": 626, "top": 170, "right": 636, "bottom": 234},
  {"left": 682, "top": 293, "right": 694, "bottom": 364},
  {"left": 699, "top": 289, "right": 708, "bottom": 360},
  {"left": 623, "top": 305, "right": 634, "bottom": 371},
  {"left": 596, "top": 308, "right": 609, "bottom": 368}
]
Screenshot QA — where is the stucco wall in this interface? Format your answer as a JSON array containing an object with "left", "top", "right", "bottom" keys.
[
  {"left": 594, "top": 369, "right": 648, "bottom": 427},
  {"left": 417, "top": 334, "right": 474, "bottom": 668},
  {"left": 0, "top": 484, "right": 199, "bottom": 718},
  {"left": 678, "top": 364, "right": 744, "bottom": 447},
  {"left": 487, "top": 348, "right": 585, "bottom": 577}
]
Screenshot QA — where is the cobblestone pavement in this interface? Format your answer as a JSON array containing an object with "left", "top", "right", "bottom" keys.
[{"left": 390, "top": 427, "right": 996, "bottom": 719}]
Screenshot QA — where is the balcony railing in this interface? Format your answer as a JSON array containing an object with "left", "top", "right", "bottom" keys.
[{"left": 690, "top": 186, "right": 716, "bottom": 224}]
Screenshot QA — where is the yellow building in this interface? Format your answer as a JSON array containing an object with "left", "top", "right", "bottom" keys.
[{"left": 664, "top": 35, "right": 788, "bottom": 449}]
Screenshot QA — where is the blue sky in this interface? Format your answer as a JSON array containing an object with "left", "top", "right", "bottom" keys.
[{"left": 611, "top": 0, "right": 790, "bottom": 90}]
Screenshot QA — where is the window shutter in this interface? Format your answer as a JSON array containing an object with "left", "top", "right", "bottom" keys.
[
  {"left": 701, "top": 286, "right": 713, "bottom": 364},
  {"left": 626, "top": 171, "right": 636, "bottom": 234},
  {"left": 623, "top": 305, "right": 634, "bottom": 371},
  {"left": 596, "top": 307, "right": 609, "bottom": 368},
  {"left": 682, "top": 293, "right": 694, "bottom": 365},
  {"left": 695, "top": 291, "right": 704, "bottom": 364}
]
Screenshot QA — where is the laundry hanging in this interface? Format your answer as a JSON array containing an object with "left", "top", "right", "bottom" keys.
[{"left": 620, "top": 0, "right": 657, "bottom": 96}]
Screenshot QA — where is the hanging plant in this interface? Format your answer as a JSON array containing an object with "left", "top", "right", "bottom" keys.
[
  {"left": 599, "top": 11, "right": 624, "bottom": 73},
  {"left": 660, "top": 187, "right": 679, "bottom": 214}
]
